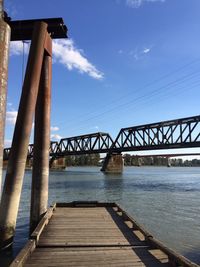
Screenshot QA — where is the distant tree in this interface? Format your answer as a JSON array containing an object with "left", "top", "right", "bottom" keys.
[
  {"left": 124, "top": 154, "right": 132, "bottom": 166},
  {"left": 64, "top": 154, "right": 100, "bottom": 166}
]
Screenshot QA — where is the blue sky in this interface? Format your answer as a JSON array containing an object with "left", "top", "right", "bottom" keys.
[{"left": 4, "top": 0, "right": 200, "bottom": 157}]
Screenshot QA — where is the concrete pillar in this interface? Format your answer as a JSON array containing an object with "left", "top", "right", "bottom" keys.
[
  {"left": 0, "top": 22, "right": 48, "bottom": 250},
  {"left": 0, "top": 6, "right": 10, "bottom": 197},
  {"left": 138, "top": 157, "right": 142, "bottom": 167},
  {"left": 101, "top": 153, "right": 123, "bottom": 173},
  {"left": 50, "top": 157, "right": 66, "bottom": 170},
  {"left": 30, "top": 51, "right": 52, "bottom": 233},
  {"left": 26, "top": 158, "right": 32, "bottom": 169},
  {"left": 167, "top": 157, "right": 171, "bottom": 167}
]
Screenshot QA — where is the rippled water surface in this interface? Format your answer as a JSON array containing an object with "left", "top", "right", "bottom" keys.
[{"left": 2, "top": 166, "right": 200, "bottom": 265}]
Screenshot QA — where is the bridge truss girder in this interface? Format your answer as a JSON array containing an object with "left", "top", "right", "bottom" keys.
[
  {"left": 55, "top": 132, "right": 114, "bottom": 157},
  {"left": 3, "top": 115, "right": 200, "bottom": 160},
  {"left": 112, "top": 115, "right": 200, "bottom": 152},
  {"left": 3, "top": 141, "right": 59, "bottom": 161}
]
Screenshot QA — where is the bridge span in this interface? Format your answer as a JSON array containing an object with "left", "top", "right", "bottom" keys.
[{"left": 3, "top": 115, "right": 200, "bottom": 171}]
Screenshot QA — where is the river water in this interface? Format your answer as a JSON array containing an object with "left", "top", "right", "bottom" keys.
[{"left": 1, "top": 166, "right": 200, "bottom": 265}]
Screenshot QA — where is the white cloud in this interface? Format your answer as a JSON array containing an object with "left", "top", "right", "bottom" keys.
[
  {"left": 6, "top": 111, "right": 18, "bottom": 125},
  {"left": 126, "top": 0, "right": 165, "bottom": 8},
  {"left": 134, "top": 53, "right": 139, "bottom": 60},
  {"left": 4, "top": 139, "right": 12, "bottom": 148},
  {"left": 127, "top": 0, "right": 142, "bottom": 7},
  {"left": 130, "top": 46, "right": 152, "bottom": 60},
  {"left": 10, "top": 41, "right": 30, "bottom": 56},
  {"left": 119, "top": 46, "right": 152, "bottom": 60},
  {"left": 9, "top": 39, "right": 103, "bottom": 80},
  {"left": 51, "top": 126, "right": 59, "bottom": 131},
  {"left": 53, "top": 39, "right": 104, "bottom": 80},
  {"left": 51, "top": 134, "right": 62, "bottom": 140},
  {"left": 143, "top": 47, "right": 151, "bottom": 54}
]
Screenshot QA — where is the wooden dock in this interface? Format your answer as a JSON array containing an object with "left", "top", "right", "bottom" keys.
[{"left": 11, "top": 202, "right": 199, "bottom": 267}]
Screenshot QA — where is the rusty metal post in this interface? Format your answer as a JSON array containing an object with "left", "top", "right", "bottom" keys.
[
  {"left": 30, "top": 36, "right": 52, "bottom": 233},
  {"left": 0, "top": 1, "right": 11, "bottom": 196},
  {"left": 0, "top": 22, "right": 48, "bottom": 250}
]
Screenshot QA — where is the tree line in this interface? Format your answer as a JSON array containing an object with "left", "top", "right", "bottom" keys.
[
  {"left": 123, "top": 154, "right": 200, "bottom": 167},
  {"left": 64, "top": 154, "right": 100, "bottom": 166},
  {"left": 61, "top": 154, "right": 200, "bottom": 167}
]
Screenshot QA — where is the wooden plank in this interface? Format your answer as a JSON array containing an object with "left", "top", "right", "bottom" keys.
[
  {"left": 11, "top": 203, "right": 198, "bottom": 267},
  {"left": 30, "top": 204, "right": 56, "bottom": 243},
  {"left": 56, "top": 202, "right": 116, "bottom": 207},
  {"left": 24, "top": 247, "right": 170, "bottom": 267},
  {"left": 10, "top": 240, "right": 36, "bottom": 267}
]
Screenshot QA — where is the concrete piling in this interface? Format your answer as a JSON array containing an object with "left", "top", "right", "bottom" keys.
[
  {"left": 50, "top": 157, "right": 66, "bottom": 170},
  {"left": 0, "top": 22, "right": 48, "bottom": 249},
  {"left": 101, "top": 153, "right": 123, "bottom": 173},
  {"left": 30, "top": 48, "right": 52, "bottom": 233},
  {"left": 0, "top": 2, "right": 10, "bottom": 197}
]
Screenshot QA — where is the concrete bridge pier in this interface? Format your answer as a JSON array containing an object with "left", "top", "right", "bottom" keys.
[
  {"left": 101, "top": 153, "right": 123, "bottom": 173},
  {"left": 50, "top": 157, "right": 66, "bottom": 170},
  {"left": 26, "top": 158, "right": 32, "bottom": 169},
  {"left": 167, "top": 157, "right": 171, "bottom": 167}
]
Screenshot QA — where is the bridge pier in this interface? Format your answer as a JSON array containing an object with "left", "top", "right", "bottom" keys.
[
  {"left": 26, "top": 158, "right": 32, "bottom": 169},
  {"left": 50, "top": 157, "right": 66, "bottom": 170},
  {"left": 101, "top": 153, "right": 123, "bottom": 173},
  {"left": 167, "top": 157, "right": 171, "bottom": 167}
]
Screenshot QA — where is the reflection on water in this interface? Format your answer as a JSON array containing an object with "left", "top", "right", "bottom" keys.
[
  {"left": 1, "top": 166, "right": 200, "bottom": 265},
  {"left": 103, "top": 173, "right": 124, "bottom": 201}
]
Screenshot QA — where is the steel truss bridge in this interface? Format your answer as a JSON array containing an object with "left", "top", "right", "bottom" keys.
[{"left": 3, "top": 115, "right": 200, "bottom": 161}]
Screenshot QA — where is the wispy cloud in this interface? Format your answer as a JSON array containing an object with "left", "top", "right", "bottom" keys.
[
  {"left": 120, "top": 46, "right": 152, "bottom": 60},
  {"left": 118, "top": 49, "right": 124, "bottom": 54},
  {"left": 126, "top": 0, "right": 165, "bottom": 8},
  {"left": 10, "top": 41, "right": 30, "bottom": 56},
  {"left": 51, "top": 126, "right": 59, "bottom": 132},
  {"left": 6, "top": 111, "right": 18, "bottom": 125},
  {"left": 4, "top": 139, "right": 12, "bottom": 148},
  {"left": 9, "top": 39, "right": 104, "bottom": 80},
  {"left": 143, "top": 47, "right": 151, "bottom": 54},
  {"left": 51, "top": 134, "right": 62, "bottom": 141},
  {"left": 53, "top": 39, "right": 104, "bottom": 80}
]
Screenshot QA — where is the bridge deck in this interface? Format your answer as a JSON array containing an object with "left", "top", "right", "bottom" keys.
[{"left": 11, "top": 202, "right": 197, "bottom": 267}]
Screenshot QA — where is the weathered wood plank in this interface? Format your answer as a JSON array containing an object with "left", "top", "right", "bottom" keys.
[
  {"left": 10, "top": 240, "right": 36, "bottom": 267},
  {"left": 11, "top": 203, "right": 198, "bottom": 267},
  {"left": 30, "top": 204, "right": 56, "bottom": 243},
  {"left": 24, "top": 247, "right": 170, "bottom": 267}
]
